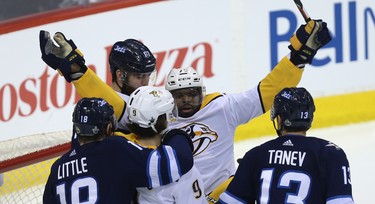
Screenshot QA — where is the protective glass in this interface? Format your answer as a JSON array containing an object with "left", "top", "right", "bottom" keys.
[{"left": 147, "top": 70, "right": 157, "bottom": 86}]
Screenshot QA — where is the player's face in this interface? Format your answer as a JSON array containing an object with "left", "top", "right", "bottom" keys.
[
  {"left": 170, "top": 87, "right": 202, "bottom": 118},
  {"left": 125, "top": 72, "right": 152, "bottom": 88},
  {"left": 118, "top": 71, "right": 154, "bottom": 95}
]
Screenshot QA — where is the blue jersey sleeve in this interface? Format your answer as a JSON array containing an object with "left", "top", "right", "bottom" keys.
[
  {"left": 158, "top": 129, "right": 194, "bottom": 181},
  {"left": 322, "top": 142, "right": 354, "bottom": 202},
  {"left": 162, "top": 129, "right": 194, "bottom": 152},
  {"left": 111, "top": 133, "right": 193, "bottom": 188},
  {"left": 219, "top": 148, "right": 258, "bottom": 204}
]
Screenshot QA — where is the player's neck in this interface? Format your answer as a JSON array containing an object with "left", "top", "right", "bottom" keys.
[
  {"left": 111, "top": 83, "right": 121, "bottom": 92},
  {"left": 78, "top": 136, "right": 105, "bottom": 145},
  {"left": 281, "top": 131, "right": 306, "bottom": 136},
  {"left": 137, "top": 135, "right": 161, "bottom": 147}
]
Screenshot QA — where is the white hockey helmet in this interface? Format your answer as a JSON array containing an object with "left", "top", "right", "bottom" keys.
[
  {"left": 127, "top": 86, "right": 177, "bottom": 132},
  {"left": 165, "top": 67, "right": 206, "bottom": 95}
]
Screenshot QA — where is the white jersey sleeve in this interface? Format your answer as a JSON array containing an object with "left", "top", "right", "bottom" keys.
[
  {"left": 224, "top": 86, "right": 264, "bottom": 125},
  {"left": 137, "top": 166, "right": 207, "bottom": 204},
  {"left": 115, "top": 92, "right": 131, "bottom": 133}
]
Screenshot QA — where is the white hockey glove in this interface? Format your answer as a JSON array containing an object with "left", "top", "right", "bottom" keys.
[
  {"left": 289, "top": 19, "right": 332, "bottom": 67},
  {"left": 39, "top": 30, "right": 87, "bottom": 82}
]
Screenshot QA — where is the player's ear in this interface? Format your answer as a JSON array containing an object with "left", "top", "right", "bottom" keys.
[
  {"left": 105, "top": 123, "right": 113, "bottom": 137},
  {"left": 116, "top": 69, "right": 123, "bottom": 81}
]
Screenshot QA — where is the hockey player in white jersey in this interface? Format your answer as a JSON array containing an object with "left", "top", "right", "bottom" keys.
[
  {"left": 39, "top": 18, "right": 331, "bottom": 203},
  {"left": 125, "top": 86, "right": 207, "bottom": 204},
  {"left": 164, "top": 19, "right": 332, "bottom": 202}
]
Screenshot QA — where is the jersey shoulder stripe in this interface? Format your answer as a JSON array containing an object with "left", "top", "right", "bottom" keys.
[
  {"left": 147, "top": 150, "right": 162, "bottom": 187},
  {"left": 200, "top": 92, "right": 223, "bottom": 109},
  {"left": 147, "top": 145, "right": 183, "bottom": 187},
  {"left": 162, "top": 145, "right": 181, "bottom": 182}
]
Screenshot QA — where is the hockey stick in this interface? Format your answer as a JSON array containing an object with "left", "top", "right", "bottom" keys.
[{"left": 293, "top": 0, "right": 311, "bottom": 23}]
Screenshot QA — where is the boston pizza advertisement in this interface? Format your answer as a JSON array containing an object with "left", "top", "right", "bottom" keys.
[{"left": 0, "top": 0, "right": 374, "bottom": 140}]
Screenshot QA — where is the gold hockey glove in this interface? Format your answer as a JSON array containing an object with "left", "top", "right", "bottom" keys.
[
  {"left": 39, "top": 30, "right": 87, "bottom": 82},
  {"left": 289, "top": 20, "right": 332, "bottom": 67}
]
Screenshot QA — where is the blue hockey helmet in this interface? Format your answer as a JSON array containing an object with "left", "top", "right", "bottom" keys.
[
  {"left": 108, "top": 39, "right": 156, "bottom": 74},
  {"left": 72, "top": 98, "right": 117, "bottom": 137},
  {"left": 270, "top": 87, "right": 315, "bottom": 132}
]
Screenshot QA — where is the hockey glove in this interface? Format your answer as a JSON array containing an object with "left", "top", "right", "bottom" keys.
[
  {"left": 39, "top": 30, "right": 87, "bottom": 82},
  {"left": 289, "top": 20, "right": 332, "bottom": 67}
]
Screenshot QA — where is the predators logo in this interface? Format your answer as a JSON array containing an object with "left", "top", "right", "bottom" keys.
[
  {"left": 181, "top": 123, "right": 218, "bottom": 156},
  {"left": 149, "top": 90, "right": 162, "bottom": 97}
]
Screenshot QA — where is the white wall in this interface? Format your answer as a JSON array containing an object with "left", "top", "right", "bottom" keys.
[{"left": 0, "top": 0, "right": 374, "bottom": 140}]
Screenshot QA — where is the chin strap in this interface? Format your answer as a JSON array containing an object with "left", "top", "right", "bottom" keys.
[{"left": 118, "top": 72, "right": 136, "bottom": 95}]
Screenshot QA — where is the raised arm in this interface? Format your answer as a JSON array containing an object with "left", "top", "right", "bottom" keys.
[
  {"left": 259, "top": 19, "right": 331, "bottom": 112},
  {"left": 39, "top": 30, "right": 125, "bottom": 119}
]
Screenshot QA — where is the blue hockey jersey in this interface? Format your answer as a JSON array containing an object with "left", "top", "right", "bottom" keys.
[
  {"left": 219, "top": 134, "right": 354, "bottom": 204},
  {"left": 43, "top": 131, "right": 194, "bottom": 204}
]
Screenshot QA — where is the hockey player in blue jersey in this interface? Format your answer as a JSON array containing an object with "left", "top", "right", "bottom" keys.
[
  {"left": 218, "top": 87, "right": 354, "bottom": 204},
  {"left": 43, "top": 95, "right": 198, "bottom": 203}
]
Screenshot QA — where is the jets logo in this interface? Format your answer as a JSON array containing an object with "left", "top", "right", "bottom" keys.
[
  {"left": 113, "top": 45, "right": 126, "bottom": 53},
  {"left": 181, "top": 123, "right": 218, "bottom": 156},
  {"left": 98, "top": 99, "right": 107, "bottom": 107}
]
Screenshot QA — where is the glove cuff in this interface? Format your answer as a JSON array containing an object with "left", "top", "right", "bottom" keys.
[
  {"left": 289, "top": 52, "right": 306, "bottom": 68},
  {"left": 288, "top": 44, "right": 317, "bottom": 66},
  {"left": 58, "top": 49, "right": 87, "bottom": 82}
]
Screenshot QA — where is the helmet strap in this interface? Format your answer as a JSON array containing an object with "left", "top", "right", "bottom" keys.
[
  {"left": 150, "top": 124, "right": 158, "bottom": 133},
  {"left": 119, "top": 72, "right": 136, "bottom": 95},
  {"left": 115, "top": 80, "right": 123, "bottom": 91}
]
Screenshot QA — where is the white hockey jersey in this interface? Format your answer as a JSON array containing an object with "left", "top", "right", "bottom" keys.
[
  {"left": 115, "top": 92, "right": 130, "bottom": 133},
  {"left": 137, "top": 166, "right": 207, "bottom": 204},
  {"left": 168, "top": 87, "right": 262, "bottom": 193}
]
